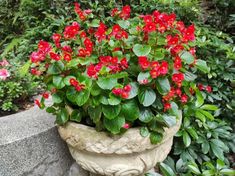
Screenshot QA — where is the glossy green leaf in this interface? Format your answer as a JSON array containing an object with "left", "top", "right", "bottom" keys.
[
  {"left": 183, "top": 131, "right": 191, "bottom": 147},
  {"left": 70, "top": 109, "right": 82, "bottom": 122},
  {"left": 159, "top": 163, "right": 176, "bottom": 176},
  {"left": 88, "top": 106, "right": 102, "bottom": 123},
  {"left": 139, "top": 108, "right": 154, "bottom": 123},
  {"left": 150, "top": 132, "right": 163, "bottom": 144},
  {"left": 133, "top": 44, "right": 151, "bottom": 56},
  {"left": 180, "top": 51, "right": 194, "bottom": 64},
  {"left": 56, "top": 108, "right": 69, "bottom": 125},
  {"left": 195, "top": 59, "right": 210, "bottom": 73},
  {"left": 138, "top": 88, "right": 156, "bottom": 107},
  {"left": 140, "top": 127, "right": 150, "bottom": 137},
  {"left": 121, "top": 100, "right": 140, "bottom": 121},
  {"left": 97, "top": 77, "right": 117, "bottom": 90},
  {"left": 102, "top": 105, "right": 121, "bottom": 119},
  {"left": 156, "top": 77, "right": 170, "bottom": 95},
  {"left": 104, "top": 116, "right": 125, "bottom": 134},
  {"left": 53, "top": 76, "right": 65, "bottom": 89}
]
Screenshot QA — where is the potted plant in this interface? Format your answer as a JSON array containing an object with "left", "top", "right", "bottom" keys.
[{"left": 30, "top": 3, "right": 209, "bottom": 176}]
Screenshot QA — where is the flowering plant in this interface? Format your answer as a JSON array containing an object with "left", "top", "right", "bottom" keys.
[{"left": 30, "top": 4, "right": 210, "bottom": 143}]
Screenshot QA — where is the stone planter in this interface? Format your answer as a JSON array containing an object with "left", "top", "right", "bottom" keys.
[
  {"left": 58, "top": 115, "right": 182, "bottom": 176},
  {"left": 0, "top": 104, "right": 74, "bottom": 176}
]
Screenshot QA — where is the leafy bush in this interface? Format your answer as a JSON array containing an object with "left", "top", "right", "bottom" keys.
[
  {"left": 0, "top": 59, "right": 39, "bottom": 114},
  {"left": 29, "top": 3, "right": 215, "bottom": 144}
]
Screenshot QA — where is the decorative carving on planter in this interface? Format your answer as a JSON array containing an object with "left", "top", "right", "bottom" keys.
[{"left": 58, "top": 116, "right": 181, "bottom": 176}]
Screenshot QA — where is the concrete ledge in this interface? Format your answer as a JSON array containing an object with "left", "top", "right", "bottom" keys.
[{"left": 0, "top": 105, "right": 74, "bottom": 176}]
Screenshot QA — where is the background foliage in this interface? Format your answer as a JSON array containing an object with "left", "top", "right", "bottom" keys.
[{"left": 0, "top": 0, "right": 234, "bottom": 175}]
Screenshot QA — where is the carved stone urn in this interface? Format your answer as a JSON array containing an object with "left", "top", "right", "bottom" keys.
[{"left": 58, "top": 116, "right": 181, "bottom": 176}]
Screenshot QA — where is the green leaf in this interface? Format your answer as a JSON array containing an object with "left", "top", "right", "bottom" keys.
[
  {"left": 195, "top": 59, "right": 210, "bottom": 73},
  {"left": 195, "top": 90, "right": 204, "bottom": 107},
  {"left": 183, "top": 131, "right": 191, "bottom": 147},
  {"left": 88, "top": 106, "right": 102, "bottom": 123},
  {"left": 46, "top": 107, "right": 56, "bottom": 113},
  {"left": 138, "top": 88, "right": 156, "bottom": 107},
  {"left": 198, "top": 109, "right": 214, "bottom": 120},
  {"left": 70, "top": 110, "right": 82, "bottom": 122},
  {"left": 137, "top": 72, "right": 150, "bottom": 83},
  {"left": 150, "top": 132, "right": 163, "bottom": 144},
  {"left": 139, "top": 108, "right": 154, "bottom": 123},
  {"left": 187, "top": 163, "right": 201, "bottom": 174},
  {"left": 159, "top": 163, "right": 176, "bottom": 176},
  {"left": 66, "top": 87, "right": 77, "bottom": 103},
  {"left": 154, "top": 50, "right": 165, "bottom": 60},
  {"left": 53, "top": 76, "right": 65, "bottom": 89},
  {"left": 187, "top": 127, "right": 198, "bottom": 140},
  {"left": 201, "top": 141, "right": 210, "bottom": 154},
  {"left": 52, "top": 93, "right": 63, "bottom": 104},
  {"left": 127, "top": 82, "right": 139, "bottom": 99},
  {"left": 106, "top": 72, "right": 128, "bottom": 79},
  {"left": 195, "top": 110, "right": 206, "bottom": 123},
  {"left": 200, "top": 104, "right": 218, "bottom": 111},
  {"left": 140, "top": 127, "right": 150, "bottom": 137},
  {"left": 210, "top": 143, "right": 224, "bottom": 160},
  {"left": 102, "top": 105, "right": 121, "bottom": 119},
  {"left": 75, "top": 89, "right": 90, "bottom": 106},
  {"left": 162, "top": 114, "right": 176, "bottom": 127},
  {"left": 108, "top": 95, "right": 121, "bottom": 105},
  {"left": 19, "top": 60, "right": 30, "bottom": 77},
  {"left": 90, "top": 19, "right": 100, "bottom": 27},
  {"left": 104, "top": 116, "right": 125, "bottom": 134},
  {"left": 156, "top": 77, "right": 170, "bottom": 95},
  {"left": 97, "top": 77, "right": 117, "bottom": 90},
  {"left": 184, "top": 71, "right": 197, "bottom": 81},
  {"left": 133, "top": 44, "right": 151, "bottom": 56},
  {"left": 121, "top": 100, "right": 140, "bottom": 121},
  {"left": 220, "top": 169, "right": 235, "bottom": 175},
  {"left": 180, "top": 51, "right": 194, "bottom": 64},
  {"left": 63, "top": 76, "right": 76, "bottom": 86},
  {"left": 117, "top": 20, "right": 130, "bottom": 29},
  {"left": 169, "top": 102, "right": 180, "bottom": 117},
  {"left": 56, "top": 108, "right": 69, "bottom": 125},
  {"left": 47, "top": 61, "right": 64, "bottom": 75},
  {"left": 91, "top": 83, "right": 101, "bottom": 96}
]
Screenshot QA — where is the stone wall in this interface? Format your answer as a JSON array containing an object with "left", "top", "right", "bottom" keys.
[{"left": 0, "top": 106, "right": 74, "bottom": 176}]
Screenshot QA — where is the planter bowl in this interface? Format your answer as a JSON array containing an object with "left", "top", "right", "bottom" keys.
[{"left": 58, "top": 116, "right": 181, "bottom": 176}]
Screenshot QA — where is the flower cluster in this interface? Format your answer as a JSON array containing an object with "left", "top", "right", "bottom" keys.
[
  {"left": 29, "top": 4, "right": 210, "bottom": 143},
  {"left": 0, "top": 59, "right": 10, "bottom": 80}
]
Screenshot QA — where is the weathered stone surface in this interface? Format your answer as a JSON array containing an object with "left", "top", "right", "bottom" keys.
[
  {"left": 0, "top": 105, "right": 74, "bottom": 176},
  {"left": 58, "top": 114, "right": 182, "bottom": 176}
]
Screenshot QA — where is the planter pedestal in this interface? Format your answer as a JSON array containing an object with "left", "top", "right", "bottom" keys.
[{"left": 59, "top": 115, "right": 181, "bottom": 176}]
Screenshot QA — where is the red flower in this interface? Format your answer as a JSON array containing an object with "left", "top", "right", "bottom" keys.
[
  {"left": 112, "top": 88, "right": 122, "bottom": 95},
  {"left": 176, "top": 21, "right": 185, "bottom": 32},
  {"left": 31, "top": 68, "right": 41, "bottom": 75},
  {"left": 35, "top": 99, "right": 41, "bottom": 108},
  {"left": 63, "top": 22, "right": 80, "bottom": 39},
  {"left": 30, "top": 51, "right": 45, "bottom": 63},
  {"left": 164, "top": 102, "right": 171, "bottom": 111},
  {"left": 95, "top": 22, "right": 106, "bottom": 42},
  {"left": 138, "top": 56, "right": 150, "bottom": 70},
  {"left": 181, "top": 94, "right": 188, "bottom": 103},
  {"left": 205, "top": 85, "right": 212, "bottom": 93},
  {"left": 143, "top": 15, "right": 153, "bottom": 24},
  {"left": 172, "top": 73, "right": 184, "bottom": 84},
  {"left": 175, "top": 88, "right": 182, "bottom": 96},
  {"left": 198, "top": 83, "right": 204, "bottom": 91},
  {"left": 167, "top": 35, "right": 179, "bottom": 46},
  {"left": 158, "top": 61, "right": 168, "bottom": 75},
  {"left": 150, "top": 69, "right": 160, "bottom": 79},
  {"left": 38, "top": 40, "right": 51, "bottom": 54},
  {"left": 182, "top": 24, "right": 195, "bottom": 42},
  {"left": 52, "top": 33, "right": 61, "bottom": 43},
  {"left": 112, "top": 24, "right": 121, "bottom": 34},
  {"left": 120, "top": 58, "right": 128, "bottom": 69},
  {"left": 111, "top": 8, "right": 119, "bottom": 16},
  {"left": 69, "top": 78, "right": 78, "bottom": 87},
  {"left": 64, "top": 53, "right": 72, "bottom": 62},
  {"left": 62, "top": 45, "right": 73, "bottom": 53},
  {"left": 80, "top": 31, "right": 87, "bottom": 38},
  {"left": 174, "top": 56, "right": 182, "bottom": 70},
  {"left": 124, "top": 84, "right": 132, "bottom": 92},
  {"left": 87, "top": 64, "right": 98, "bottom": 78},
  {"left": 49, "top": 52, "right": 60, "bottom": 61},
  {"left": 143, "top": 22, "right": 156, "bottom": 33},
  {"left": 123, "top": 123, "right": 130, "bottom": 129},
  {"left": 121, "top": 91, "right": 129, "bottom": 99},
  {"left": 170, "top": 45, "right": 184, "bottom": 56},
  {"left": 119, "top": 5, "right": 131, "bottom": 20},
  {"left": 42, "top": 92, "right": 50, "bottom": 99}
]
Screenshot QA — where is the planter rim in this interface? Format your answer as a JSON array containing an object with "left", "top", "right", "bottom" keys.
[{"left": 58, "top": 112, "right": 182, "bottom": 154}]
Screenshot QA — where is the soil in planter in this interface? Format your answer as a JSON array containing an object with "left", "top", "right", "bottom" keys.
[{"left": 0, "top": 97, "right": 34, "bottom": 117}]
